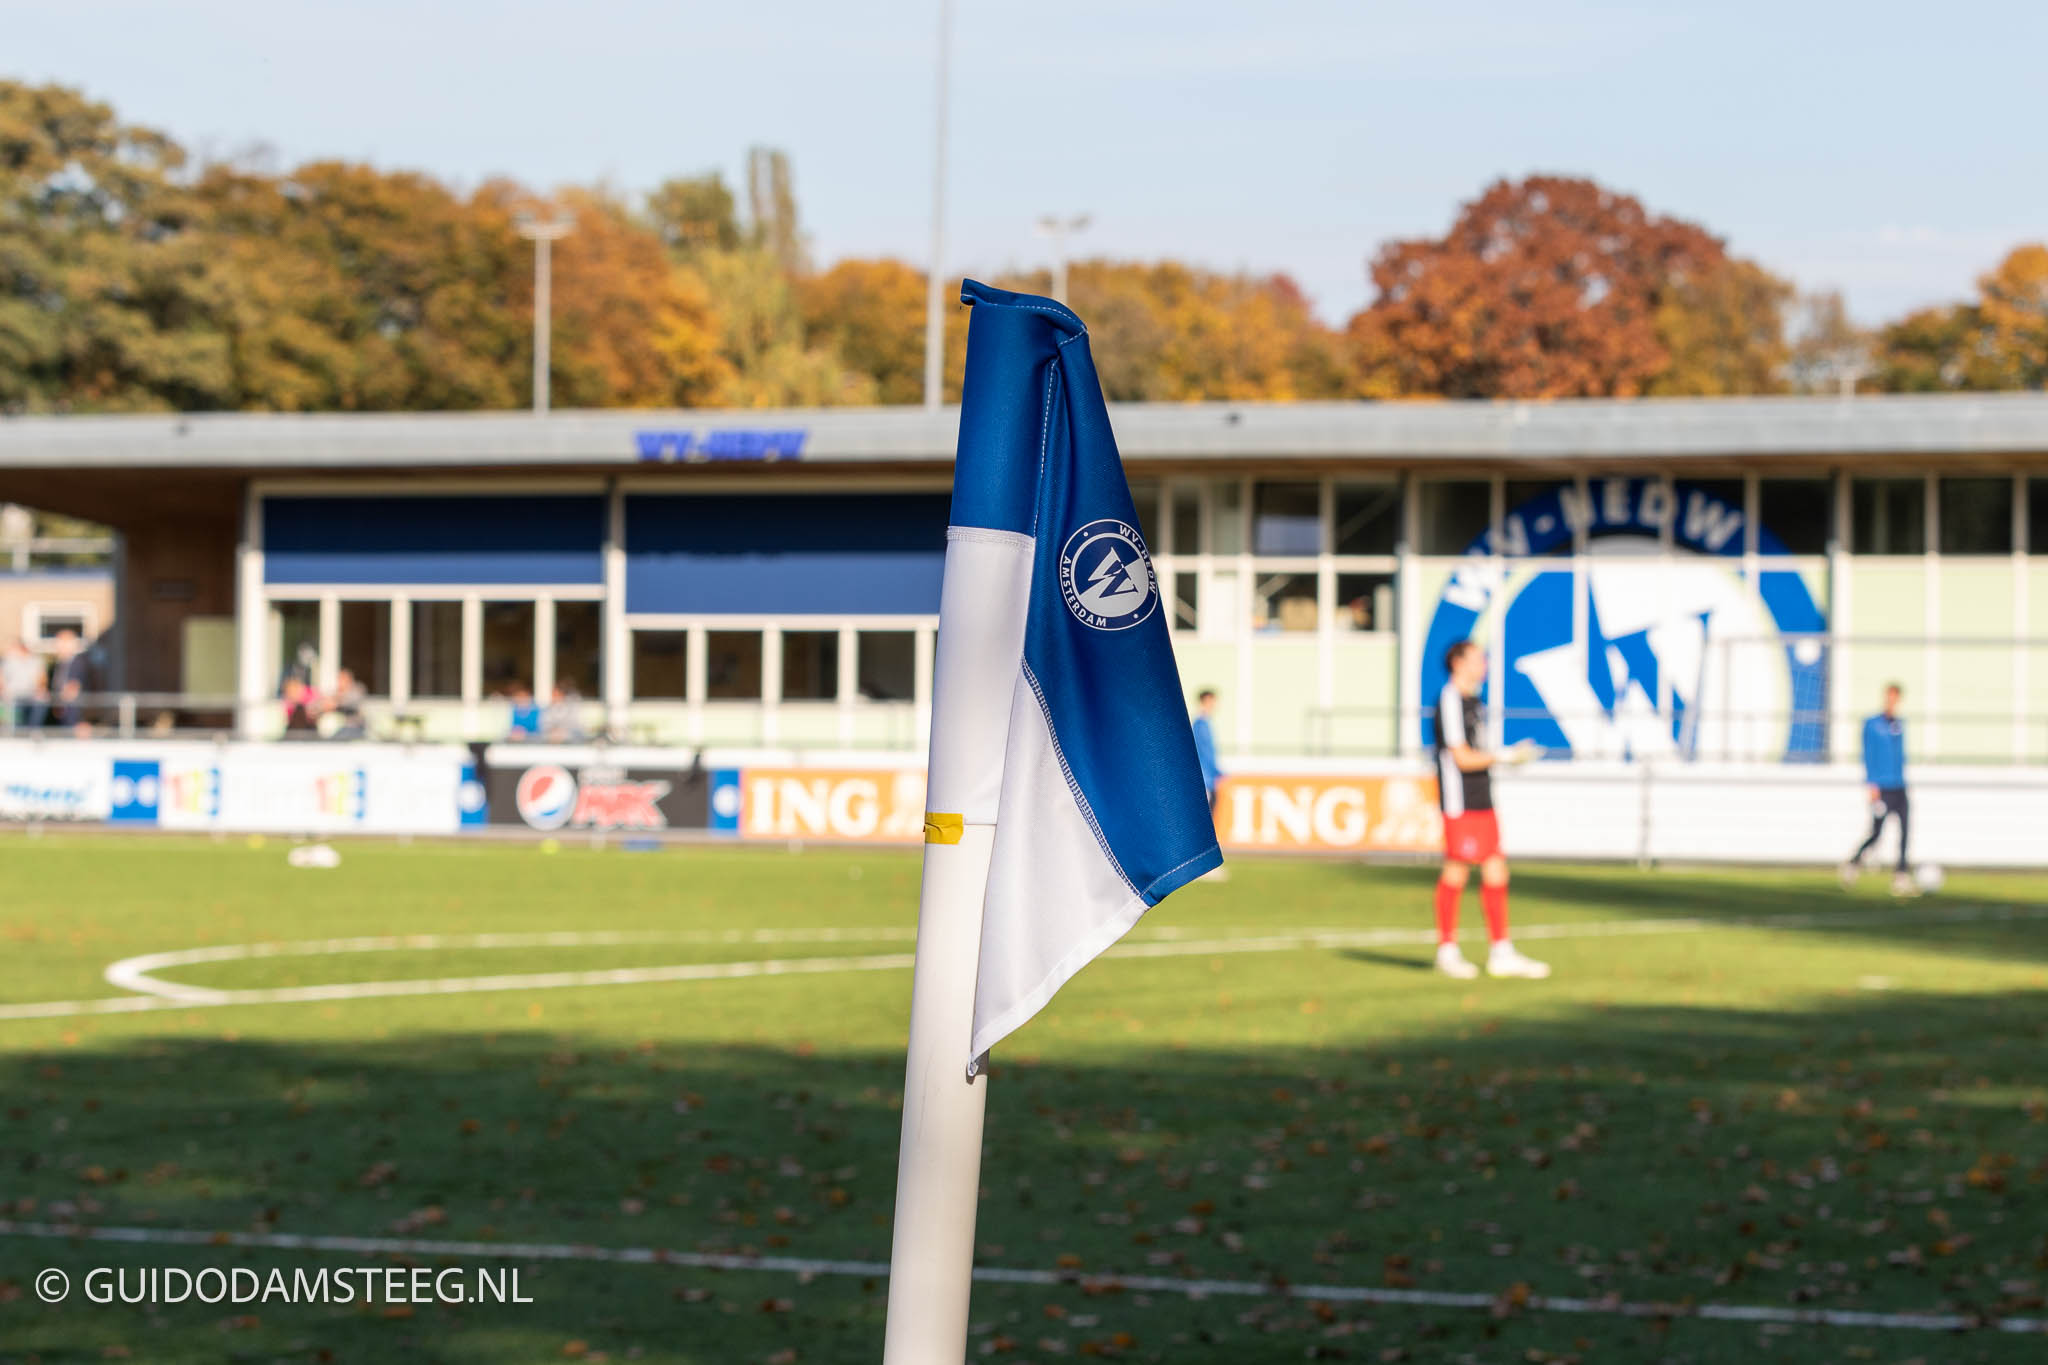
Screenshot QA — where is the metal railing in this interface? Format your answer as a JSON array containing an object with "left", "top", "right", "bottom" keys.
[{"left": 1, "top": 691, "right": 930, "bottom": 749}]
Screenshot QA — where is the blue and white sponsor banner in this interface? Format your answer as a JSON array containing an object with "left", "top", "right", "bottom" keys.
[
  {"left": 0, "top": 749, "right": 113, "bottom": 822},
  {"left": 0, "top": 743, "right": 470, "bottom": 834},
  {"left": 1419, "top": 477, "right": 1829, "bottom": 763}
]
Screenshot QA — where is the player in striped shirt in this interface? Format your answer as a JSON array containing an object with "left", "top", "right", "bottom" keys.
[{"left": 1431, "top": 640, "right": 1549, "bottom": 980}]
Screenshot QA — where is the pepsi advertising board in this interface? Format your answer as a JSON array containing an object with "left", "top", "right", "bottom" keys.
[{"left": 483, "top": 759, "right": 711, "bottom": 833}]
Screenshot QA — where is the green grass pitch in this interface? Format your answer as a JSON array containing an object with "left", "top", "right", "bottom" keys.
[{"left": 1, "top": 834, "right": 2045, "bottom": 1363}]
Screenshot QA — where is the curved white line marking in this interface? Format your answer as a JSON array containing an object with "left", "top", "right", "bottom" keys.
[{"left": 0, "top": 900, "right": 2033, "bottom": 1026}]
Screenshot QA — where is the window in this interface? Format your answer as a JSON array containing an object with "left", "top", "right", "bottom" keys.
[
  {"left": 1334, "top": 482, "right": 1399, "bottom": 555},
  {"left": 781, "top": 630, "right": 839, "bottom": 701},
  {"left": 2031, "top": 478, "right": 2048, "bottom": 554},
  {"left": 856, "top": 631, "right": 915, "bottom": 701},
  {"left": 1938, "top": 477, "right": 2013, "bottom": 555},
  {"left": 1851, "top": 478, "right": 1926, "bottom": 555},
  {"left": 1209, "top": 570, "right": 1239, "bottom": 639},
  {"left": 1252, "top": 572, "right": 1317, "bottom": 632},
  {"left": 1129, "top": 483, "right": 1159, "bottom": 554},
  {"left": 410, "top": 602, "right": 462, "bottom": 698},
  {"left": 1684, "top": 478, "right": 1744, "bottom": 511},
  {"left": 706, "top": 631, "right": 763, "bottom": 700},
  {"left": 1211, "top": 481, "right": 1245, "bottom": 555},
  {"left": 632, "top": 630, "right": 687, "bottom": 700},
  {"left": 481, "top": 601, "right": 536, "bottom": 694},
  {"left": 1336, "top": 572, "right": 1395, "bottom": 632},
  {"left": 1170, "top": 486, "right": 1200, "bottom": 556},
  {"left": 272, "top": 601, "right": 320, "bottom": 692},
  {"left": 554, "top": 601, "right": 601, "bottom": 697},
  {"left": 338, "top": 601, "right": 391, "bottom": 695},
  {"left": 1420, "top": 481, "right": 1490, "bottom": 554},
  {"left": 23, "top": 603, "right": 95, "bottom": 648},
  {"left": 1252, "top": 482, "right": 1320, "bottom": 555},
  {"left": 1172, "top": 572, "right": 1199, "bottom": 631},
  {"left": 1761, "top": 479, "right": 1832, "bottom": 555}
]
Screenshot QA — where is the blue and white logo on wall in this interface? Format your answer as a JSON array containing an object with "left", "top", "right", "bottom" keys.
[
  {"left": 708, "top": 769, "right": 742, "bottom": 835},
  {"left": 1420, "top": 478, "right": 1828, "bottom": 761},
  {"left": 1059, "top": 520, "right": 1159, "bottom": 631},
  {"left": 108, "top": 759, "right": 162, "bottom": 824}
]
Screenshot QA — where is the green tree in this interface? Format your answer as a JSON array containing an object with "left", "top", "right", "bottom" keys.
[
  {"left": 1868, "top": 247, "right": 2048, "bottom": 394},
  {"left": 647, "top": 173, "right": 740, "bottom": 255},
  {"left": 0, "top": 80, "right": 229, "bottom": 411},
  {"left": 1975, "top": 243, "right": 2048, "bottom": 389},
  {"left": 1646, "top": 258, "right": 1792, "bottom": 397}
]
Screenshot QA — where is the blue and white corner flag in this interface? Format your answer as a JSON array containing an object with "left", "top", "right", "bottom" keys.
[{"left": 930, "top": 280, "right": 1223, "bottom": 1076}]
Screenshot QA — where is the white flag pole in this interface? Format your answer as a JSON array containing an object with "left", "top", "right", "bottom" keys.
[
  {"left": 882, "top": 526, "right": 1034, "bottom": 1364},
  {"left": 879, "top": 824, "right": 994, "bottom": 1364}
]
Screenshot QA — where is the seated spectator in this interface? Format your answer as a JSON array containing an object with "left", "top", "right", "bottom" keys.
[
  {"left": 282, "top": 677, "right": 321, "bottom": 737},
  {"left": 543, "top": 683, "right": 589, "bottom": 743},
  {"left": 506, "top": 684, "right": 542, "bottom": 741},
  {"left": 52, "top": 677, "right": 88, "bottom": 735},
  {"left": 47, "top": 629, "right": 91, "bottom": 732},
  {"left": 2, "top": 637, "right": 42, "bottom": 732},
  {"left": 329, "top": 667, "right": 368, "bottom": 740},
  {"left": 23, "top": 675, "right": 49, "bottom": 731}
]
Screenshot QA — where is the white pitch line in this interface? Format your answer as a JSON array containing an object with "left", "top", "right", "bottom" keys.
[
  {"left": 0, "top": 1220, "right": 2037, "bottom": 1335},
  {"left": 0, "top": 901, "right": 2039, "bottom": 1025}
]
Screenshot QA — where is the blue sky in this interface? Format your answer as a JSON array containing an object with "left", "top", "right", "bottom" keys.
[{"left": 7, "top": 0, "right": 2042, "bottom": 324}]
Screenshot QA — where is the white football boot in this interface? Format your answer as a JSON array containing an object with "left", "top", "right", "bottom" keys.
[
  {"left": 1434, "top": 942, "right": 1480, "bottom": 980},
  {"left": 1486, "top": 941, "right": 1552, "bottom": 979}
]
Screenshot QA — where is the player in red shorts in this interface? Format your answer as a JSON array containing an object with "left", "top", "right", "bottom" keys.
[{"left": 1431, "top": 640, "right": 1549, "bottom": 980}]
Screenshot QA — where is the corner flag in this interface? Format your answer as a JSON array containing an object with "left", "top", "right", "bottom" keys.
[
  {"left": 939, "top": 279, "right": 1223, "bottom": 1072},
  {"left": 882, "top": 280, "right": 1221, "bottom": 1364}
]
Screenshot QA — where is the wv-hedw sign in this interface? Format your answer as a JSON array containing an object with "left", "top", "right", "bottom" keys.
[{"left": 1419, "top": 478, "right": 1829, "bottom": 762}]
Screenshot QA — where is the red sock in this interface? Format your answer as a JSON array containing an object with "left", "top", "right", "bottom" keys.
[
  {"left": 1481, "top": 883, "right": 1509, "bottom": 944},
  {"left": 1434, "top": 880, "right": 1461, "bottom": 944}
]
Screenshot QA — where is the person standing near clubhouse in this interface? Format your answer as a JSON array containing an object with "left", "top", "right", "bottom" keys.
[
  {"left": 1843, "top": 682, "right": 1913, "bottom": 896},
  {"left": 1191, "top": 689, "right": 1222, "bottom": 814},
  {"left": 1191, "top": 688, "right": 1228, "bottom": 880},
  {"left": 1431, "top": 640, "right": 1548, "bottom": 980}
]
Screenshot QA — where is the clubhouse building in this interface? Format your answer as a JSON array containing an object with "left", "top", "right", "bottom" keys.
[{"left": 2, "top": 393, "right": 2046, "bottom": 767}]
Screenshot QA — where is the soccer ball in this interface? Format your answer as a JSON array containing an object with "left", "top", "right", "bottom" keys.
[{"left": 1914, "top": 863, "right": 1944, "bottom": 894}]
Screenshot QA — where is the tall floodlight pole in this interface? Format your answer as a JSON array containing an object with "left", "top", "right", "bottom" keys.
[
  {"left": 922, "top": 0, "right": 953, "bottom": 411},
  {"left": 1035, "top": 213, "right": 1091, "bottom": 303},
  {"left": 516, "top": 212, "right": 574, "bottom": 414}
]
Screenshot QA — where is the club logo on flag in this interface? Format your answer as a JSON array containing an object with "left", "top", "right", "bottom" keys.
[{"left": 1058, "top": 519, "right": 1158, "bottom": 631}]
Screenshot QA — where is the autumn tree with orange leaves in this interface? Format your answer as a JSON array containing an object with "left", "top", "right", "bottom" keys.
[{"left": 1347, "top": 176, "right": 1791, "bottom": 400}]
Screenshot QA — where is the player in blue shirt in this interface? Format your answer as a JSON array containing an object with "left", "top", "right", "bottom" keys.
[
  {"left": 1841, "top": 682, "right": 1913, "bottom": 896},
  {"left": 1191, "top": 689, "right": 1227, "bottom": 881}
]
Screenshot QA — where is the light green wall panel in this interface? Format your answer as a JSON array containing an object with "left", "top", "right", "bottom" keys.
[
  {"left": 699, "top": 704, "right": 764, "bottom": 745},
  {"left": 1171, "top": 640, "right": 1239, "bottom": 751},
  {"left": 1937, "top": 560, "right": 2015, "bottom": 635},
  {"left": 1929, "top": 561, "right": 2017, "bottom": 761},
  {"left": 1248, "top": 640, "right": 1320, "bottom": 753},
  {"left": 1329, "top": 634, "right": 1399, "bottom": 754},
  {"left": 848, "top": 706, "right": 918, "bottom": 749},
  {"left": 775, "top": 705, "right": 841, "bottom": 745},
  {"left": 2029, "top": 565, "right": 2048, "bottom": 637},
  {"left": 1847, "top": 561, "right": 1925, "bottom": 634},
  {"left": 620, "top": 706, "right": 689, "bottom": 745}
]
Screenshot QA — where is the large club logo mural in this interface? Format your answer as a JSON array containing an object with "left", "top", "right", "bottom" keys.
[{"left": 1420, "top": 478, "right": 1829, "bottom": 761}]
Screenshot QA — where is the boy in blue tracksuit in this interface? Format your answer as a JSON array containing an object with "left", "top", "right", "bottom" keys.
[
  {"left": 1191, "top": 689, "right": 1222, "bottom": 814},
  {"left": 1842, "top": 683, "right": 1912, "bottom": 895},
  {"left": 1191, "top": 689, "right": 1227, "bottom": 881}
]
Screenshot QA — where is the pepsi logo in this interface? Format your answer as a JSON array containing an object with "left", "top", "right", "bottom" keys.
[{"left": 514, "top": 764, "right": 578, "bottom": 831}]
